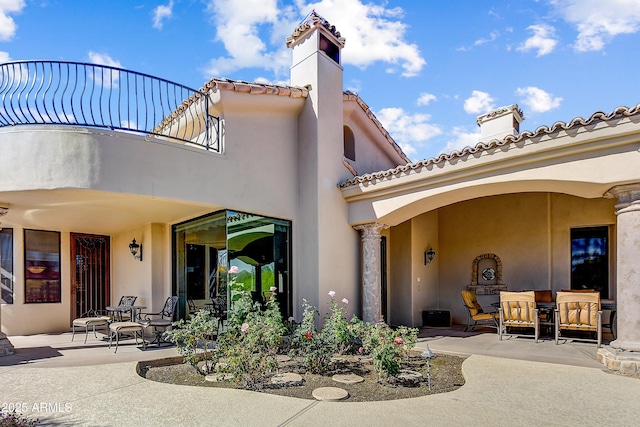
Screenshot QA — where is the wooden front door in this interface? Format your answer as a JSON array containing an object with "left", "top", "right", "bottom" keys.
[{"left": 70, "top": 233, "right": 110, "bottom": 319}]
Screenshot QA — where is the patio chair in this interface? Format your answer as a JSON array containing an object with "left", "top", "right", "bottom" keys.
[
  {"left": 212, "top": 297, "right": 228, "bottom": 333},
  {"left": 498, "top": 291, "right": 539, "bottom": 342},
  {"left": 555, "top": 291, "right": 602, "bottom": 348},
  {"left": 187, "top": 297, "right": 203, "bottom": 315},
  {"left": 71, "top": 309, "right": 111, "bottom": 343},
  {"left": 461, "top": 290, "right": 498, "bottom": 332},
  {"left": 139, "top": 296, "right": 179, "bottom": 346}
]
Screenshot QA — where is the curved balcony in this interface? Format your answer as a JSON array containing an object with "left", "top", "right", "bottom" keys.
[{"left": 0, "top": 60, "right": 220, "bottom": 152}]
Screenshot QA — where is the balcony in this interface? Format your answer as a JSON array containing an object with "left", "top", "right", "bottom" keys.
[{"left": 0, "top": 60, "right": 221, "bottom": 152}]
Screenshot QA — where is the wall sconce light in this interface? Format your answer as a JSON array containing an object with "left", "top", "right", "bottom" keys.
[
  {"left": 424, "top": 247, "right": 436, "bottom": 265},
  {"left": 129, "top": 238, "right": 142, "bottom": 261}
]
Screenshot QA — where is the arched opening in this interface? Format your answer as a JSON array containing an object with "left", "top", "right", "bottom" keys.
[{"left": 343, "top": 126, "right": 355, "bottom": 161}]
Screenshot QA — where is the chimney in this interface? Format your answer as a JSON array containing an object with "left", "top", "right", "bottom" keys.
[{"left": 476, "top": 104, "right": 524, "bottom": 143}]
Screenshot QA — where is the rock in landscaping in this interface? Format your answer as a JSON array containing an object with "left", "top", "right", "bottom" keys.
[
  {"left": 205, "top": 372, "right": 235, "bottom": 382},
  {"left": 271, "top": 372, "right": 303, "bottom": 386},
  {"left": 389, "top": 369, "right": 424, "bottom": 387}
]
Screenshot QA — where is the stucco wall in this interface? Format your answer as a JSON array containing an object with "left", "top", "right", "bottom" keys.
[
  {"left": 389, "top": 221, "right": 412, "bottom": 326},
  {"left": 410, "top": 210, "right": 440, "bottom": 326},
  {"left": 342, "top": 110, "right": 407, "bottom": 178}
]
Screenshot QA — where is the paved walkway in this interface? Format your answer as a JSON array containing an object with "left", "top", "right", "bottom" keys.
[{"left": 1, "top": 330, "right": 639, "bottom": 426}]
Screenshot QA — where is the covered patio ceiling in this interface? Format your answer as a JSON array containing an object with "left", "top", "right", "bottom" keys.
[{"left": 0, "top": 189, "right": 217, "bottom": 235}]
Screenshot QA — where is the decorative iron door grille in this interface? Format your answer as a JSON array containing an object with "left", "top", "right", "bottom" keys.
[{"left": 71, "top": 234, "right": 110, "bottom": 319}]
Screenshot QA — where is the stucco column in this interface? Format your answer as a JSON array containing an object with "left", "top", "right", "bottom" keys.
[
  {"left": 606, "top": 183, "right": 640, "bottom": 351},
  {"left": 354, "top": 223, "right": 388, "bottom": 324}
]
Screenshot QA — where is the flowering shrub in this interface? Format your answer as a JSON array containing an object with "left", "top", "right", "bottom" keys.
[
  {"left": 361, "top": 323, "right": 418, "bottom": 378},
  {"left": 321, "top": 292, "right": 359, "bottom": 355},
  {"left": 214, "top": 286, "right": 285, "bottom": 390},
  {"left": 289, "top": 298, "right": 332, "bottom": 373},
  {"left": 0, "top": 411, "right": 38, "bottom": 427},
  {"left": 166, "top": 309, "right": 218, "bottom": 374}
]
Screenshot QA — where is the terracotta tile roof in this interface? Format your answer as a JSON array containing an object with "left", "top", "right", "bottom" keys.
[
  {"left": 153, "top": 78, "right": 309, "bottom": 134},
  {"left": 339, "top": 102, "right": 640, "bottom": 189},
  {"left": 200, "top": 77, "right": 309, "bottom": 98},
  {"left": 286, "top": 10, "right": 345, "bottom": 48},
  {"left": 343, "top": 91, "right": 411, "bottom": 164}
]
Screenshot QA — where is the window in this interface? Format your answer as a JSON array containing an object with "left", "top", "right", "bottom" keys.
[
  {"left": 571, "top": 226, "right": 608, "bottom": 299},
  {"left": 319, "top": 33, "right": 340, "bottom": 64},
  {"left": 1, "top": 228, "right": 13, "bottom": 304},
  {"left": 174, "top": 210, "right": 292, "bottom": 321},
  {"left": 24, "top": 229, "right": 61, "bottom": 303},
  {"left": 343, "top": 126, "right": 355, "bottom": 161}
]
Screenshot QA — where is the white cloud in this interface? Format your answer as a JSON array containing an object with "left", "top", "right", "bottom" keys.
[
  {"left": 0, "top": 51, "right": 10, "bottom": 62},
  {"left": 474, "top": 30, "right": 500, "bottom": 46},
  {"left": 517, "top": 24, "right": 558, "bottom": 56},
  {"left": 0, "top": 0, "right": 24, "bottom": 41},
  {"left": 87, "top": 51, "right": 122, "bottom": 68},
  {"left": 153, "top": 1, "right": 174, "bottom": 30},
  {"left": 551, "top": 0, "right": 640, "bottom": 52},
  {"left": 203, "top": 0, "right": 425, "bottom": 78},
  {"left": 440, "top": 126, "right": 481, "bottom": 155},
  {"left": 87, "top": 52, "right": 123, "bottom": 88},
  {"left": 516, "top": 86, "right": 562, "bottom": 113},
  {"left": 204, "top": 0, "right": 294, "bottom": 77},
  {"left": 376, "top": 107, "right": 442, "bottom": 156},
  {"left": 417, "top": 92, "right": 436, "bottom": 106},
  {"left": 464, "top": 90, "right": 495, "bottom": 114}
]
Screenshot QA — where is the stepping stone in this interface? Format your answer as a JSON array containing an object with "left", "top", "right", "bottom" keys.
[
  {"left": 276, "top": 354, "right": 292, "bottom": 363},
  {"left": 205, "top": 373, "right": 234, "bottom": 382},
  {"left": 312, "top": 386, "right": 349, "bottom": 401},
  {"left": 271, "top": 372, "right": 303, "bottom": 386},
  {"left": 332, "top": 373, "right": 364, "bottom": 384}
]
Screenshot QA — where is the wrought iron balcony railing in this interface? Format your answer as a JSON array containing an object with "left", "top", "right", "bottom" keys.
[{"left": 0, "top": 60, "right": 220, "bottom": 152}]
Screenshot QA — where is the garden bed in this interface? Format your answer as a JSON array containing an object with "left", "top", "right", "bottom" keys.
[{"left": 139, "top": 350, "right": 467, "bottom": 402}]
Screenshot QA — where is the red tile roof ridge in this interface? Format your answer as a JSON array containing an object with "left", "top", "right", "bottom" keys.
[
  {"left": 201, "top": 77, "right": 309, "bottom": 99},
  {"left": 339, "top": 102, "right": 640, "bottom": 189}
]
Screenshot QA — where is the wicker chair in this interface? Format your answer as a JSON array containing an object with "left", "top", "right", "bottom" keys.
[
  {"left": 461, "top": 290, "right": 498, "bottom": 332},
  {"left": 555, "top": 291, "right": 602, "bottom": 347},
  {"left": 498, "top": 291, "right": 539, "bottom": 342}
]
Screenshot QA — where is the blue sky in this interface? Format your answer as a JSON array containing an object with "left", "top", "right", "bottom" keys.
[{"left": 2, "top": 0, "right": 640, "bottom": 161}]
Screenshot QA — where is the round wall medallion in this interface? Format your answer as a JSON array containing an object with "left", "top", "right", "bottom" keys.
[{"left": 481, "top": 268, "right": 496, "bottom": 281}]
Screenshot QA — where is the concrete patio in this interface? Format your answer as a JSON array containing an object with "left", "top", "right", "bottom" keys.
[{"left": 0, "top": 327, "right": 639, "bottom": 426}]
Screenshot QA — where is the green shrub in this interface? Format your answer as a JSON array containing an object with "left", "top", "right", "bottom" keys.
[
  {"left": 165, "top": 309, "right": 218, "bottom": 374},
  {"left": 214, "top": 287, "right": 285, "bottom": 390},
  {"left": 362, "top": 323, "right": 418, "bottom": 379},
  {"left": 289, "top": 299, "right": 333, "bottom": 374}
]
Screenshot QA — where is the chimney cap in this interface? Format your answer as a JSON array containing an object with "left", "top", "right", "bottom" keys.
[
  {"left": 286, "top": 10, "right": 346, "bottom": 48},
  {"left": 476, "top": 104, "right": 524, "bottom": 127}
]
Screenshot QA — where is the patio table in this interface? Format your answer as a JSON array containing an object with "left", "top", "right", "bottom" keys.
[{"left": 105, "top": 305, "right": 147, "bottom": 322}]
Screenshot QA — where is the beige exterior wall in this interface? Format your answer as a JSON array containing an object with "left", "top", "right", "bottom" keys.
[
  {"left": 387, "top": 192, "right": 616, "bottom": 327},
  {"left": 343, "top": 102, "right": 408, "bottom": 178},
  {"left": 388, "top": 210, "right": 439, "bottom": 327}
]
